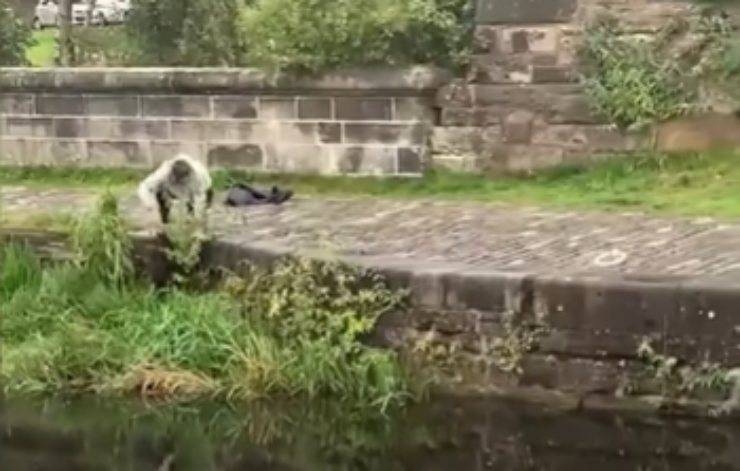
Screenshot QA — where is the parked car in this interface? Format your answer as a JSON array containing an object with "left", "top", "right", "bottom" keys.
[
  {"left": 90, "top": 0, "right": 130, "bottom": 25},
  {"left": 32, "top": 0, "right": 129, "bottom": 29}
]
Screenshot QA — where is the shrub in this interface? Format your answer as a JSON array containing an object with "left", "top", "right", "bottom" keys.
[
  {"left": 126, "top": 0, "right": 247, "bottom": 66},
  {"left": 67, "top": 26, "right": 139, "bottom": 66},
  {"left": 580, "top": 10, "right": 734, "bottom": 129},
  {"left": 239, "top": 0, "right": 471, "bottom": 73},
  {"left": 0, "top": 0, "right": 34, "bottom": 65}
]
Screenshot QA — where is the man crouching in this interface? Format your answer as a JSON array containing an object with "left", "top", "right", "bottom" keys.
[{"left": 138, "top": 154, "right": 214, "bottom": 229}]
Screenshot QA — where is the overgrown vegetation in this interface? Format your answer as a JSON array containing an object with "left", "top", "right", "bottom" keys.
[
  {"left": 629, "top": 338, "right": 740, "bottom": 416},
  {"left": 0, "top": 0, "right": 34, "bottom": 65},
  {"left": 125, "top": 0, "right": 246, "bottom": 66},
  {"left": 30, "top": 0, "right": 471, "bottom": 70},
  {"left": 240, "top": 0, "right": 472, "bottom": 73},
  {"left": 581, "top": 8, "right": 736, "bottom": 129},
  {"left": 0, "top": 194, "right": 415, "bottom": 411}
]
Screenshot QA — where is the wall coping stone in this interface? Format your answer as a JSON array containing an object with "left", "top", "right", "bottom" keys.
[{"left": 0, "top": 67, "right": 453, "bottom": 94}]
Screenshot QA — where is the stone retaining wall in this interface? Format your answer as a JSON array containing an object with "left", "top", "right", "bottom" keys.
[
  {"left": 0, "top": 67, "right": 448, "bottom": 175},
  {"left": 432, "top": 0, "right": 724, "bottom": 173},
  {"left": 154, "top": 237, "right": 739, "bottom": 415}
]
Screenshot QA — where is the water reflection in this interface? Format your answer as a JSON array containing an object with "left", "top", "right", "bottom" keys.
[{"left": 1, "top": 395, "right": 739, "bottom": 470}]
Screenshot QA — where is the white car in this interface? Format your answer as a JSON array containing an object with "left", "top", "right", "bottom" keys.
[
  {"left": 32, "top": 0, "right": 130, "bottom": 29},
  {"left": 90, "top": 0, "right": 131, "bottom": 26}
]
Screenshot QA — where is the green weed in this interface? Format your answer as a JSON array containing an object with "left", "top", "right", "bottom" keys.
[{"left": 1, "top": 194, "right": 415, "bottom": 411}]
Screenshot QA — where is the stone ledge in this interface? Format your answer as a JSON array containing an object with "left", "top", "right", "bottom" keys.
[
  {"left": 152, "top": 236, "right": 740, "bottom": 365},
  {"left": 0, "top": 67, "right": 453, "bottom": 94}
]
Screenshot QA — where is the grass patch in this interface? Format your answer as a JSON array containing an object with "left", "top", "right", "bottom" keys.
[
  {"left": 0, "top": 193, "right": 416, "bottom": 410},
  {"left": 3, "top": 149, "right": 740, "bottom": 217},
  {"left": 26, "top": 29, "right": 58, "bottom": 67}
]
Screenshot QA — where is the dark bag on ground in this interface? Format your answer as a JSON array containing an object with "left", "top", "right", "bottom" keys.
[{"left": 225, "top": 184, "right": 294, "bottom": 207}]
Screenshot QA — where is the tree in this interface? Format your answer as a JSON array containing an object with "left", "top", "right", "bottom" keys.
[
  {"left": 58, "top": 0, "right": 74, "bottom": 65},
  {"left": 0, "top": 0, "right": 34, "bottom": 65}
]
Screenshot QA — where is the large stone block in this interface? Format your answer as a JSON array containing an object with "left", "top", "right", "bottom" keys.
[
  {"left": 476, "top": 0, "right": 578, "bottom": 24},
  {"left": 84, "top": 95, "right": 139, "bottom": 117},
  {"left": 264, "top": 143, "right": 334, "bottom": 174},
  {"left": 36, "top": 95, "right": 85, "bottom": 116},
  {"left": 393, "top": 97, "right": 436, "bottom": 122},
  {"left": 297, "top": 98, "right": 332, "bottom": 120},
  {"left": 440, "top": 108, "right": 501, "bottom": 126},
  {"left": 170, "top": 120, "right": 219, "bottom": 141},
  {"left": 503, "top": 110, "right": 535, "bottom": 144},
  {"left": 142, "top": 96, "right": 210, "bottom": 118},
  {"left": 87, "top": 119, "right": 170, "bottom": 140},
  {"left": 472, "top": 84, "right": 605, "bottom": 124},
  {"left": 53, "top": 118, "right": 88, "bottom": 138},
  {"left": 207, "top": 143, "right": 263, "bottom": 169},
  {"left": 531, "top": 66, "right": 577, "bottom": 83},
  {"left": 533, "top": 124, "right": 641, "bottom": 152},
  {"left": 0, "top": 94, "right": 34, "bottom": 115},
  {"left": 344, "top": 123, "right": 426, "bottom": 146},
  {"left": 212, "top": 96, "right": 257, "bottom": 119},
  {"left": 150, "top": 141, "right": 206, "bottom": 166},
  {"left": 446, "top": 270, "right": 530, "bottom": 313},
  {"left": 275, "top": 122, "right": 341, "bottom": 145},
  {"left": 88, "top": 140, "right": 150, "bottom": 167},
  {"left": 484, "top": 144, "right": 566, "bottom": 173},
  {"left": 532, "top": 276, "right": 676, "bottom": 337},
  {"left": 0, "top": 137, "right": 86, "bottom": 166},
  {"left": 520, "top": 356, "right": 626, "bottom": 394},
  {"left": 3, "top": 117, "right": 53, "bottom": 137},
  {"left": 259, "top": 98, "right": 296, "bottom": 119},
  {"left": 431, "top": 126, "right": 503, "bottom": 155},
  {"left": 335, "top": 146, "right": 397, "bottom": 175},
  {"left": 0, "top": 137, "right": 36, "bottom": 165},
  {"left": 397, "top": 147, "right": 426, "bottom": 174},
  {"left": 335, "top": 98, "right": 392, "bottom": 121}
]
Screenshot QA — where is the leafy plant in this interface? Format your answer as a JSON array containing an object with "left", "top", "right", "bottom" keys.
[
  {"left": 580, "top": 9, "right": 735, "bottom": 129},
  {"left": 239, "top": 0, "right": 471, "bottom": 73},
  {"left": 126, "top": 0, "right": 247, "bottom": 66},
  {"left": 163, "top": 201, "right": 209, "bottom": 287},
  {"left": 0, "top": 0, "right": 34, "bottom": 65},
  {"left": 71, "top": 191, "right": 134, "bottom": 288}
]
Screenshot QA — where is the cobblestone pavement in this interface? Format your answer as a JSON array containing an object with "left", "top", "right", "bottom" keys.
[{"left": 5, "top": 185, "right": 740, "bottom": 282}]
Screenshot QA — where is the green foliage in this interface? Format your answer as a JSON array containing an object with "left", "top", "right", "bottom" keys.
[
  {"left": 581, "top": 21, "right": 691, "bottom": 129},
  {"left": 67, "top": 26, "right": 138, "bottom": 66},
  {"left": 0, "top": 0, "right": 34, "bottom": 65},
  {"left": 1, "top": 243, "right": 42, "bottom": 302},
  {"left": 71, "top": 192, "right": 134, "bottom": 288},
  {"left": 163, "top": 201, "right": 209, "bottom": 286},
  {"left": 1, "top": 194, "right": 413, "bottom": 409},
  {"left": 239, "top": 0, "right": 471, "bottom": 72},
  {"left": 224, "top": 257, "right": 411, "bottom": 407},
  {"left": 581, "top": 10, "right": 734, "bottom": 129},
  {"left": 126, "top": 0, "right": 247, "bottom": 66},
  {"left": 634, "top": 338, "right": 731, "bottom": 401}
]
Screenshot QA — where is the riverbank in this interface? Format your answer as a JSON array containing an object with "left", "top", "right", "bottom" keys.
[
  {"left": 3, "top": 185, "right": 740, "bottom": 419},
  {"left": 1, "top": 195, "right": 418, "bottom": 410}
]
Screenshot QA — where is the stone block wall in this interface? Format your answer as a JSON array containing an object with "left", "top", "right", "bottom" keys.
[
  {"left": 432, "top": 0, "right": 709, "bottom": 173},
  {"left": 0, "top": 68, "right": 447, "bottom": 175}
]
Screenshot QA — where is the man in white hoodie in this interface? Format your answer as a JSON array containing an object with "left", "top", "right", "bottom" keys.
[{"left": 138, "top": 154, "right": 213, "bottom": 227}]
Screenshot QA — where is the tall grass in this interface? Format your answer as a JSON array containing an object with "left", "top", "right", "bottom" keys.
[{"left": 0, "top": 194, "right": 414, "bottom": 410}]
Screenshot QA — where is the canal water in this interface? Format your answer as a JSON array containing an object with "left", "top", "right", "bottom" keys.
[{"left": 1, "top": 395, "right": 739, "bottom": 470}]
